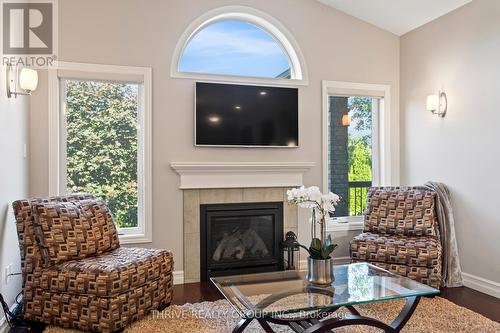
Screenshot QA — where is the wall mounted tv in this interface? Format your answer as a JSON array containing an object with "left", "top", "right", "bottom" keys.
[{"left": 195, "top": 82, "right": 298, "bottom": 147}]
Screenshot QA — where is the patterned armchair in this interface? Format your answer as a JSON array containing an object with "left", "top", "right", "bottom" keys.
[
  {"left": 350, "top": 187, "right": 442, "bottom": 289},
  {"left": 13, "top": 194, "right": 174, "bottom": 332}
]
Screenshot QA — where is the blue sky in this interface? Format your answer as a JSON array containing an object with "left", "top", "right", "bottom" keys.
[{"left": 179, "top": 20, "right": 290, "bottom": 78}]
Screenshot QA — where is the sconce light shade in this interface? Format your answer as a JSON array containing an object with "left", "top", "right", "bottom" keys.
[
  {"left": 6, "top": 63, "right": 39, "bottom": 98},
  {"left": 426, "top": 95, "right": 439, "bottom": 112},
  {"left": 19, "top": 68, "right": 38, "bottom": 92},
  {"left": 426, "top": 91, "right": 447, "bottom": 117},
  {"left": 341, "top": 114, "right": 350, "bottom": 126}
]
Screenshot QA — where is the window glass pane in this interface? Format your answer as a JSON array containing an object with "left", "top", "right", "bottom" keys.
[
  {"left": 328, "top": 96, "right": 377, "bottom": 216},
  {"left": 65, "top": 80, "right": 139, "bottom": 228},
  {"left": 179, "top": 20, "right": 291, "bottom": 78}
]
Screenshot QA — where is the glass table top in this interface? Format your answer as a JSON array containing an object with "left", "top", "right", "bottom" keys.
[{"left": 211, "top": 262, "right": 439, "bottom": 318}]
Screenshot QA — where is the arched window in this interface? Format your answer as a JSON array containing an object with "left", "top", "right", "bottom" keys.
[
  {"left": 180, "top": 20, "right": 290, "bottom": 79},
  {"left": 172, "top": 7, "right": 307, "bottom": 83}
]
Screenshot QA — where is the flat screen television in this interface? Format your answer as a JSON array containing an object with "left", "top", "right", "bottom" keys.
[{"left": 195, "top": 82, "right": 298, "bottom": 147}]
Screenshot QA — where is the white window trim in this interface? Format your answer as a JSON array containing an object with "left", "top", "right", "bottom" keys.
[
  {"left": 322, "top": 80, "right": 399, "bottom": 231},
  {"left": 326, "top": 216, "right": 365, "bottom": 232},
  {"left": 48, "top": 61, "right": 153, "bottom": 244},
  {"left": 170, "top": 5, "right": 309, "bottom": 86}
]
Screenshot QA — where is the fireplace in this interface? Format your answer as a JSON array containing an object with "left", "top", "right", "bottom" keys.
[{"left": 200, "top": 202, "right": 284, "bottom": 281}]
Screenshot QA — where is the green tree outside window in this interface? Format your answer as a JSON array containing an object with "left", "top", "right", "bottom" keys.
[
  {"left": 347, "top": 97, "right": 373, "bottom": 216},
  {"left": 65, "top": 80, "right": 139, "bottom": 228}
]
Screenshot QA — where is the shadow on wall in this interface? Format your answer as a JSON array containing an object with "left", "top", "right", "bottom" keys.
[
  {"left": 0, "top": 203, "right": 10, "bottom": 322},
  {"left": 0, "top": 203, "right": 8, "bottom": 236},
  {"left": 0, "top": 202, "right": 23, "bottom": 322}
]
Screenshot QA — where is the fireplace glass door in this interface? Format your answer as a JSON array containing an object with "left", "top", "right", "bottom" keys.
[{"left": 200, "top": 202, "right": 284, "bottom": 280}]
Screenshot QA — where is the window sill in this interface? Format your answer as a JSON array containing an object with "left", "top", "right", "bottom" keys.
[
  {"left": 118, "top": 233, "right": 152, "bottom": 245},
  {"left": 326, "top": 216, "right": 364, "bottom": 232}
]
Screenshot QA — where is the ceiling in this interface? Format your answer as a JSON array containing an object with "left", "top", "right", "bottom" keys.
[{"left": 317, "top": 0, "right": 472, "bottom": 36}]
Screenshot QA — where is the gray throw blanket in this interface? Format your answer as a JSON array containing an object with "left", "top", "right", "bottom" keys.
[{"left": 423, "top": 181, "right": 463, "bottom": 287}]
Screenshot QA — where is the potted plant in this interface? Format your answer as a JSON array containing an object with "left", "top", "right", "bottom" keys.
[{"left": 287, "top": 186, "right": 340, "bottom": 285}]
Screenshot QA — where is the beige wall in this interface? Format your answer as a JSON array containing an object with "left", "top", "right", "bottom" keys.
[
  {"left": 401, "top": 0, "right": 500, "bottom": 283},
  {"left": 0, "top": 73, "right": 29, "bottom": 322},
  {"left": 29, "top": 70, "right": 49, "bottom": 197},
  {"left": 29, "top": 0, "right": 400, "bottom": 271}
]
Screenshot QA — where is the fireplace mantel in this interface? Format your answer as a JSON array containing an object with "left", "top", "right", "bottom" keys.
[{"left": 170, "top": 162, "right": 315, "bottom": 189}]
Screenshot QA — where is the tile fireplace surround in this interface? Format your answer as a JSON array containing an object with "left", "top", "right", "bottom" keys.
[
  {"left": 182, "top": 187, "right": 297, "bottom": 283},
  {"left": 171, "top": 162, "right": 314, "bottom": 283}
]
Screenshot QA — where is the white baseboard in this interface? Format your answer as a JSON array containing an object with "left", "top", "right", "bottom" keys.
[
  {"left": 462, "top": 272, "right": 500, "bottom": 299},
  {"left": 0, "top": 320, "right": 5, "bottom": 333},
  {"left": 299, "top": 256, "right": 351, "bottom": 270},
  {"left": 173, "top": 270, "right": 184, "bottom": 285}
]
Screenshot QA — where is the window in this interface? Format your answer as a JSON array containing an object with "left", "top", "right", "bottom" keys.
[
  {"left": 322, "top": 81, "right": 393, "bottom": 225},
  {"left": 49, "top": 63, "right": 152, "bottom": 244},
  {"left": 63, "top": 80, "right": 139, "bottom": 228},
  {"left": 171, "top": 6, "right": 307, "bottom": 83},
  {"left": 327, "top": 96, "right": 380, "bottom": 217},
  {"left": 179, "top": 20, "right": 291, "bottom": 79}
]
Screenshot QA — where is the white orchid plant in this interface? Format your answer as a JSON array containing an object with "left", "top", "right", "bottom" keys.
[{"left": 287, "top": 186, "right": 341, "bottom": 260}]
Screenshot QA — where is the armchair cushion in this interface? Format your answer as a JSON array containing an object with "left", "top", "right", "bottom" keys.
[
  {"left": 32, "top": 199, "right": 120, "bottom": 267},
  {"left": 39, "top": 247, "right": 173, "bottom": 297},
  {"left": 13, "top": 194, "right": 96, "bottom": 282},
  {"left": 363, "top": 188, "right": 439, "bottom": 237},
  {"left": 350, "top": 232, "right": 441, "bottom": 268}
]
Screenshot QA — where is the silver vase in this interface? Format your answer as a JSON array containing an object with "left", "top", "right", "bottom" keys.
[{"left": 306, "top": 257, "right": 335, "bottom": 285}]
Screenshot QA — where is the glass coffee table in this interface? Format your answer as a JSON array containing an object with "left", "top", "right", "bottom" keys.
[{"left": 211, "top": 262, "right": 439, "bottom": 333}]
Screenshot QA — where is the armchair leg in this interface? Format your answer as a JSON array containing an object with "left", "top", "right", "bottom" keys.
[{"left": 158, "top": 302, "right": 171, "bottom": 311}]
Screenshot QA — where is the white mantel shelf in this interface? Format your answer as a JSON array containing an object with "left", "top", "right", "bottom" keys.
[{"left": 170, "top": 162, "right": 315, "bottom": 189}]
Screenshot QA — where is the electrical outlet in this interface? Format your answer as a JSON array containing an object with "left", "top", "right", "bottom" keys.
[
  {"left": 4, "top": 263, "right": 13, "bottom": 284},
  {"left": 4, "top": 266, "right": 8, "bottom": 284}
]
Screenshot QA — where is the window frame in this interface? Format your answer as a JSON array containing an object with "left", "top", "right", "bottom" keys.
[
  {"left": 322, "top": 80, "right": 398, "bottom": 231},
  {"left": 48, "top": 61, "right": 153, "bottom": 244},
  {"left": 171, "top": 6, "right": 308, "bottom": 86}
]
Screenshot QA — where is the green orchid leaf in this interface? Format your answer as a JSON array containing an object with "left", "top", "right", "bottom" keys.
[
  {"left": 310, "top": 238, "right": 322, "bottom": 251},
  {"left": 321, "top": 243, "right": 338, "bottom": 259},
  {"left": 311, "top": 238, "right": 321, "bottom": 248},
  {"left": 309, "top": 247, "right": 322, "bottom": 259}
]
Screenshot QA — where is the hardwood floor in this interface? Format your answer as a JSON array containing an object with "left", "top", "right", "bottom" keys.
[
  {"left": 439, "top": 287, "right": 500, "bottom": 323},
  {"left": 173, "top": 283, "right": 500, "bottom": 324},
  {"left": 173, "top": 281, "right": 223, "bottom": 304},
  {"left": 6, "top": 283, "right": 499, "bottom": 333}
]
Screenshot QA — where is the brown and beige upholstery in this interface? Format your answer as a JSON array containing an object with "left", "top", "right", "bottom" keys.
[
  {"left": 350, "top": 187, "right": 442, "bottom": 289},
  {"left": 13, "top": 195, "right": 174, "bottom": 332}
]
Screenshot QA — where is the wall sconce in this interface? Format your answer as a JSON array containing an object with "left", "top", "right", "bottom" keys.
[
  {"left": 341, "top": 114, "right": 350, "bottom": 126},
  {"left": 6, "top": 63, "right": 38, "bottom": 98},
  {"left": 426, "top": 91, "right": 447, "bottom": 117}
]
